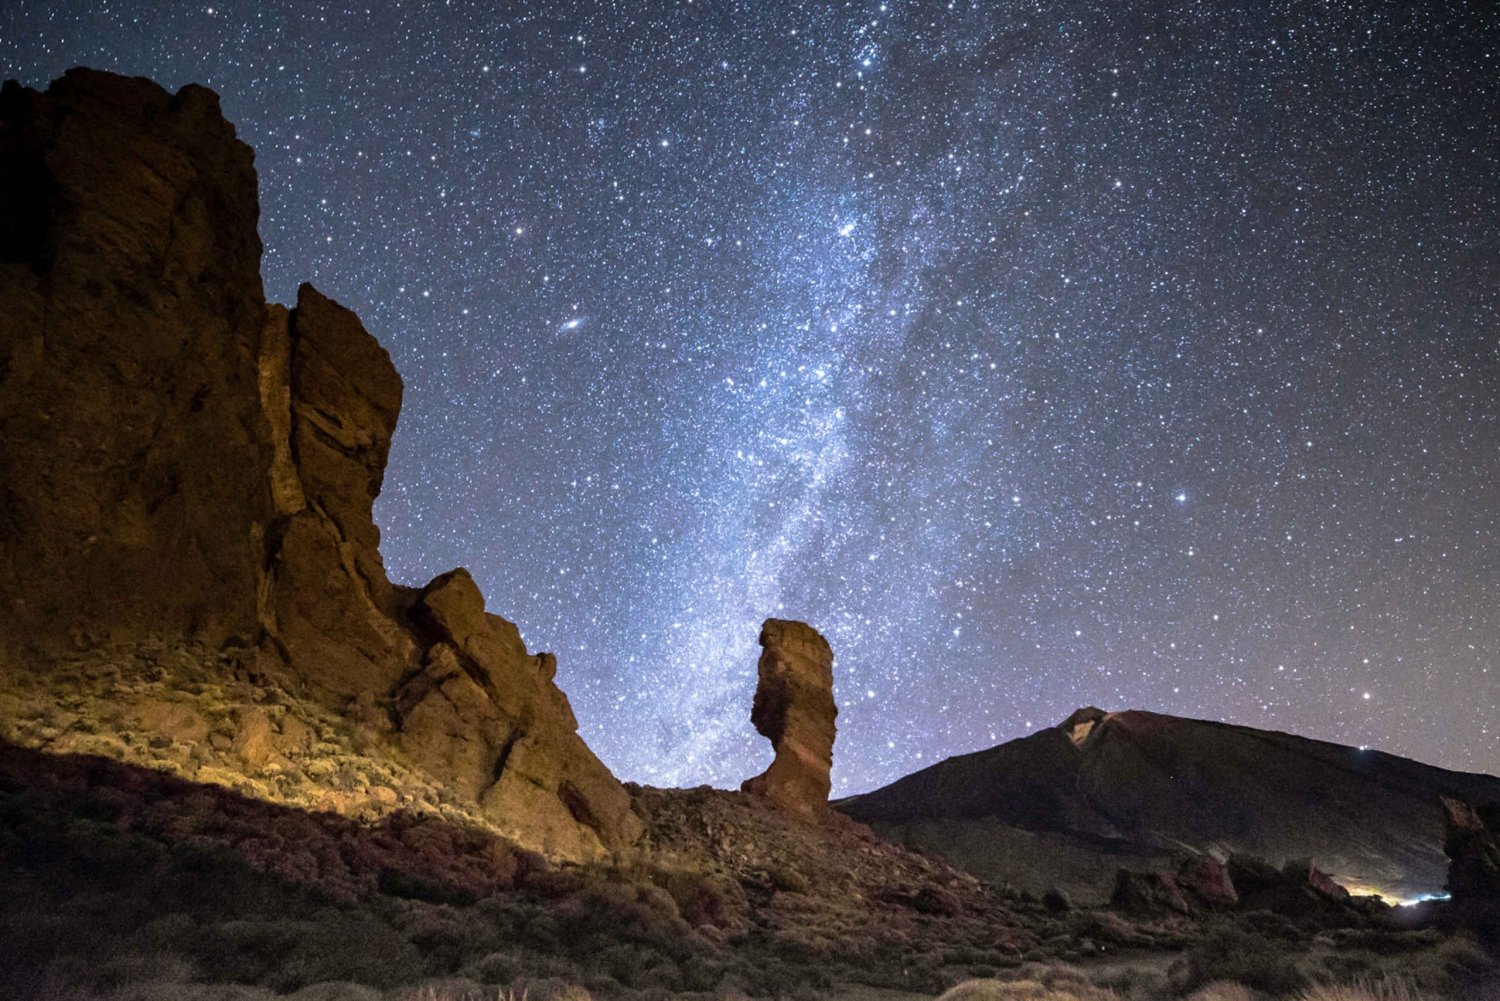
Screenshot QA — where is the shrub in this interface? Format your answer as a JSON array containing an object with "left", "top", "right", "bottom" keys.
[
  {"left": 1175, "top": 926, "right": 1307, "bottom": 996},
  {"left": 400, "top": 982, "right": 593, "bottom": 1001},
  {"left": 1294, "top": 979, "right": 1432, "bottom": 1001},
  {"left": 935, "top": 977, "right": 1121, "bottom": 1000},
  {"left": 284, "top": 983, "right": 384, "bottom": 1001},
  {"left": 1185, "top": 983, "right": 1255, "bottom": 1001}
]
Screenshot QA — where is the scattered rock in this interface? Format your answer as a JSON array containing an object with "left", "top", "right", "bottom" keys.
[
  {"left": 129, "top": 700, "right": 211, "bottom": 745},
  {"left": 741, "top": 619, "right": 837, "bottom": 815},
  {"left": 278, "top": 713, "right": 315, "bottom": 753}
]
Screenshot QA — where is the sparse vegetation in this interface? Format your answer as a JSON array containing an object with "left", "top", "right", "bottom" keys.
[
  {"left": 1, "top": 666, "right": 1494, "bottom": 1001},
  {"left": 1170, "top": 924, "right": 1310, "bottom": 996},
  {"left": 1294, "top": 978, "right": 1432, "bottom": 1001},
  {"left": 1183, "top": 983, "right": 1255, "bottom": 1001},
  {"left": 936, "top": 966, "right": 1122, "bottom": 1000}
]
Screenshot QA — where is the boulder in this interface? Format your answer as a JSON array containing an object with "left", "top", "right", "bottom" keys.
[
  {"left": 1282, "top": 857, "right": 1351, "bottom": 901},
  {"left": 1176, "top": 854, "right": 1238, "bottom": 909},
  {"left": 740, "top": 619, "right": 837, "bottom": 815},
  {"left": 0, "top": 69, "right": 639, "bottom": 861},
  {"left": 1110, "top": 868, "right": 1190, "bottom": 917},
  {"left": 1227, "top": 853, "right": 1362, "bottom": 923}
]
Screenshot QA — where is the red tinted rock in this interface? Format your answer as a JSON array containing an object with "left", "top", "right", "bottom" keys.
[
  {"left": 1110, "top": 868, "right": 1191, "bottom": 917},
  {"left": 1177, "top": 855, "right": 1239, "bottom": 909},
  {"left": 741, "top": 619, "right": 837, "bottom": 815},
  {"left": 1282, "top": 858, "right": 1351, "bottom": 901},
  {"left": 0, "top": 69, "right": 640, "bottom": 862}
]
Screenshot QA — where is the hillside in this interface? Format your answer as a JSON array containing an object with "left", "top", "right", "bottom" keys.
[{"left": 839, "top": 707, "right": 1500, "bottom": 904}]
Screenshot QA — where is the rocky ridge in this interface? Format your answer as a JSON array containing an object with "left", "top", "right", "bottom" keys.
[{"left": 0, "top": 68, "right": 636, "bottom": 859}]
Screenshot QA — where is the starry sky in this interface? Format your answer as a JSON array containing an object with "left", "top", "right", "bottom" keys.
[{"left": 5, "top": 2, "right": 1498, "bottom": 792}]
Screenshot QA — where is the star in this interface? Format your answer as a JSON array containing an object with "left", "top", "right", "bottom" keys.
[{"left": 7, "top": 0, "right": 1491, "bottom": 787}]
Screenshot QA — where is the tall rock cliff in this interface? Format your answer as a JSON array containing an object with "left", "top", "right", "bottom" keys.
[
  {"left": 741, "top": 619, "right": 837, "bottom": 815},
  {"left": 0, "top": 68, "right": 639, "bottom": 860}
]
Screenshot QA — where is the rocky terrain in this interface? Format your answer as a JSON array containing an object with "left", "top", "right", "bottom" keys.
[
  {"left": 0, "top": 67, "right": 634, "bottom": 861},
  {"left": 1, "top": 68, "right": 1497, "bottom": 1001},
  {"left": 839, "top": 707, "right": 1500, "bottom": 906}
]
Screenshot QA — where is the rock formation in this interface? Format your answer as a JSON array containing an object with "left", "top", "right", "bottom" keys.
[
  {"left": 741, "top": 619, "right": 837, "bottom": 815},
  {"left": 1442, "top": 796, "right": 1500, "bottom": 938},
  {"left": 0, "top": 68, "right": 639, "bottom": 859},
  {"left": 1174, "top": 855, "right": 1239, "bottom": 909},
  {"left": 1111, "top": 852, "right": 1380, "bottom": 924}
]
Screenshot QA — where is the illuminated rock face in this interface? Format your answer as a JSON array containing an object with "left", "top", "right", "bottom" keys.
[
  {"left": 0, "top": 69, "right": 639, "bottom": 860},
  {"left": 741, "top": 619, "right": 837, "bottom": 815}
]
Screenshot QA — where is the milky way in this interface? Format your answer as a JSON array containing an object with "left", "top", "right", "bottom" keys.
[{"left": 6, "top": 2, "right": 1498, "bottom": 791}]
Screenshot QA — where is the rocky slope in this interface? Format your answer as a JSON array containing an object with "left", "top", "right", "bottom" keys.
[
  {"left": 839, "top": 708, "right": 1500, "bottom": 904},
  {"left": 0, "top": 68, "right": 636, "bottom": 860}
]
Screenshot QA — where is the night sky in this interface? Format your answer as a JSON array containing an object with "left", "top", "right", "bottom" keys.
[{"left": 5, "top": 2, "right": 1498, "bottom": 792}]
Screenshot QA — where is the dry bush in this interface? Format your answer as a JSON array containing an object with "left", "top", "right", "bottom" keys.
[
  {"left": 1185, "top": 983, "right": 1255, "bottom": 1001},
  {"left": 284, "top": 982, "right": 384, "bottom": 1000},
  {"left": 1174, "top": 925, "right": 1307, "bottom": 996},
  {"left": 400, "top": 982, "right": 593, "bottom": 1001},
  {"left": 936, "top": 971, "right": 1121, "bottom": 1000},
  {"left": 113, "top": 986, "right": 276, "bottom": 1001},
  {"left": 1294, "top": 979, "right": 1431, "bottom": 1001}
]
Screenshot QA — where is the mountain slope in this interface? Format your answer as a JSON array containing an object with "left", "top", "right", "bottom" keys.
[{"left": 838, "top": 707, "right": 1500, "bottom": 903}]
